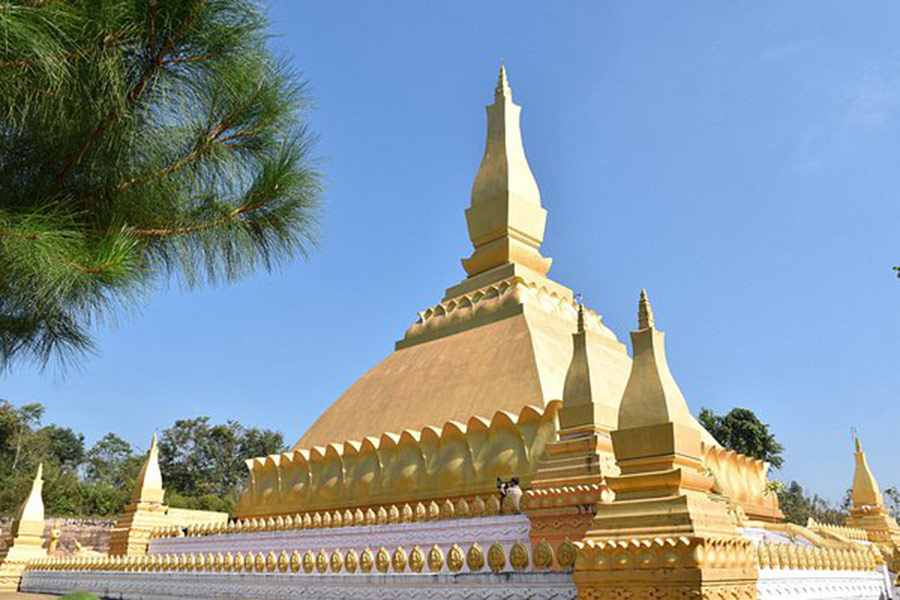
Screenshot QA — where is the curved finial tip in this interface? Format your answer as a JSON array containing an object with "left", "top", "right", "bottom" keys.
[
  {"left": 638, "top": 289, "right": 655, "bottom": 330},
  {"left": 855, "top": 437, "right": 862, "bottom": 453},
  {"left": 495, "top": 63, "right": 512, "bottom": 100}
]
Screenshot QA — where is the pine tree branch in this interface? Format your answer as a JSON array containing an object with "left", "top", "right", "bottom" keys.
[
  {"left": 53, "top": 1, "right": 207, "bottom": 190},
  {"left": 0, "top": 28, "right": 134, "bottom": 69},
  {"left": 115, "top": 89, "right": 269, "bottom": 192},
  {"left": 131, "top": 199, "right": 269, "bottom": 238},
  {"left": 0, "top": 230, "right": 40, "bottom": 240}
]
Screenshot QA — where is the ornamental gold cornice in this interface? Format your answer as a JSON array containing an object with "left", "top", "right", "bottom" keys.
[
  {"left": 401, "top": 276, "right": 615, "bottom": 345},
  {"left": 575, "top": 537, "right": 757, "bottom": 573},
  {"left": 231, "top": 401, "right": 560, "bottom": 521},
  {"left": 526, "top": 482, "right": 614, "bottom": 509},
  {"left": 26, "top": 540, "right": 539, "bottom": 576},
  {"left": 754, "top": 541, "right": 880, "bottom": 571}
]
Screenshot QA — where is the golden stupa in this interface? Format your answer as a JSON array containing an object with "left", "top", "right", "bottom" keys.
[{"left": 9, "top": 66, "right": 896, "bottom": 600}]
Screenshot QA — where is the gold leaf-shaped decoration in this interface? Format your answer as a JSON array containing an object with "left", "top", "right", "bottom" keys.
[
  {"left": 275, "top": 516, "right": 285, "bottom": 530},
  {"left": 322, "top": 512, "right": 333, "bottom": 528},
  {"left": 223, "top": 552, "right": 234, "bottom": 573},
  {"left": 316, "top": 550, "right": 328, "bottom": 573},
  {"left": 284, "top": 515, "right": 295, "bottom": 529},
  {"left": 510, "top": 541, "right": 529, "bottom": 571},
  {"left": 471, "top": 496, "right": 486, "bottom": 516},
  {"left": 533, "top": 539, "right": 554, "bottom": 569},
  {"left": 365, "top": 508, "right": 377, "bottom": 525},
  {"left": 332, "top": 511, "right": 343, "bottom": 528},
  {"left": 467, "top": 543, "right": 485, "bottom": 571},
  {"left": 376, "top": 506, "right": 388, "bottom": 525},
  {"left": 278, "top": 551, "right": 289, "bottom": 573},
  {"left": 355, "top": 508, "right": 366, "bottom": 525},
  {"left": 557, "top": 540, "right": 576, "bottom": 569},
  {"left": 266, "top": 517, "right": 276, "bottom": 530},
  {"left": 184, "top": 553, "right": 195, "bottom": 571},
  {"left": 488, "top": 542, "right": 506, "bottom": 573},
  {"left": 415, "top": 502, "right": 427, "bottom": 521},
  {"left": 265, "top": 551, "right": 277, "bottom": 572},
  {"left": 486, "top": 495, "right": 501, "bottom": 516},
  {"left": 312, "top": 513, "right": 323, "bottom": 528},
  {"left": 360, "top": 548, "right": 374, "bottom": 573},
  {"left": 441, "top": 498, "right": 456, "bottom": 519},
  {"left": 376, "top": 547, "right": 391, "bottom": 573},
  {"left": 330, "top": 549, "right": 343, "bottom": 573},
  {"left": 401, "top": 503, "right": 414, "bottom": 523},
  {"left": 254, "top": 552, "right": 266, "bottom": 573},
  {"left": 455, "top": 497, "right": 470, "bottom": 518},
  {"left": 195, "top": 553, "right": 205, "bottom": 571},
  {"left": 214, "top": 553, "right": 224, "bottom": 572},
  {"left": 236, "top": 552, "right": 248, "bottom": 573},
  {"left": 427, "top": 545, "right": 445, "bottom": 572},
  {"left": 302, "top": 550, "right": 315, "bottom": 574},
  {"left": 290, "top": 550, "right": 301, "bottom": 573},
  {"left": 428, "top": 500, "right": 440, "bottom": 520},
  {"left": 392, "top": 546, "right": 408, "bottom": 572},
  {"left": 303, "top": 513, "right": 313, "bottom": 528},
  {"left": 409, "top": 546, "right": 425, "bottom": 572},
  {"left": 388, "top": 504, "right": 400, "bottom": 524},
  {"left": 345, "top": 549, "right": 359, "bottom": 573},
  {"left": 447, "top": 544, "right": 465, "bottom": 572},
  {"left": 343, "top": 509, "right": 354, "bottom": 525}
]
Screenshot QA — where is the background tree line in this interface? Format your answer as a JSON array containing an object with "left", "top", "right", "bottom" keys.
[
  {"left": 0, "top": 399, "right": 285, "bottom": 517},
  {"left": 700, "top": 407, "right": 900, "bottom": 525}
]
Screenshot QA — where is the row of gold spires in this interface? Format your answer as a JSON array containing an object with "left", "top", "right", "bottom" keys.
[
  {"left": 151, "top": 494, "right": 513, "bottom": 539},
  {"left": 29, "top": 541, "right": 540, "bottom": 574},
  {"left": 573, "top": 536, "right": 880, "bottom": 573},
  {"left": 756, "top": 542, "right": 882, "bottom": 571},
  {"left": 806, "top": 518, "right": 871, "bottom": 542}
]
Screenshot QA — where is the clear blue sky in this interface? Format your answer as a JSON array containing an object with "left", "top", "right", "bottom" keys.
[{"left": 3, "top": 2, "right": 899, "bottom": 502}]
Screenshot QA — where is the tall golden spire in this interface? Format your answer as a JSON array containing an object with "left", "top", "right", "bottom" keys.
[
  {"left": 618, "top": 290, "right": 717, "bottom": 446},
  {"left": 12, "top": 463, "right": 44, "bottom": 537},
  {"left": 0, "top": 463, "right": 47, "bottom": 591},
  {"left": 131, "top": 434, "right": 164, "bottom": 504},
  {"left": 851, "top": 437, "right": 884, "bottom": 509},
  {"left": 463, "top": 65, "right": 551, "bottom": 278}
]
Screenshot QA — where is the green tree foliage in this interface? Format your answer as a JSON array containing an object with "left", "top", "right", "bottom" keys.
[
  {"left": 0, "top": 0, "right": 322, "bottom": 372},
  {"left": 774, "top": 480, "right": 847, "bottom": 526},
  {"left": 699, "top": 407, "right": 785, "bottom": 469},
  {"left": 158, "top": 417, "right": 285, "bottom": 513},
  {"left": 0, "top": 399, "right": 283, "bottom": 516}
]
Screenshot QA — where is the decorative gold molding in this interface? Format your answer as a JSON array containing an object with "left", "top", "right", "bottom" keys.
[
  {"left": 225, "top": 402, "right": 560, "bottom": 521},
  {"left": 27, "top": 541, "right": 537, "bottom": 575},
  {"left": 701, "top": 444, "right": 783, "bottom": 522}
]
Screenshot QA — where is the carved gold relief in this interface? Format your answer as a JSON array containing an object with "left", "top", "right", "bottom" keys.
[
  {"left": 235, "top": 403, "right": 560, "bottom": 519},
  {"left": 428, "top": 545, "right": 444, "bottom": 572}
]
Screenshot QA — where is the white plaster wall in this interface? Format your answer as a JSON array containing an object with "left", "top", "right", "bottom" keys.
[
  {"left": 757, "top": 567, "right": 892, "bottom": 600},
  {"left": 21, "top": 570, "right": 576, "bottom": 600}
]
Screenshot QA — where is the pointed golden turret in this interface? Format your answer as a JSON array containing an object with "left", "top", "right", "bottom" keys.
[
  {"left": 618, "top": 290, "right": 716, "bottom": 445},
  {"left": 463, "top": 64, "right": 551, "bottom": 278},
  {"left": 558, "top": 302, "right": 619, "bottom": 432},
  {"left": 851, "top": 437, "right": 884, "bottom": 509},
  {"left": 132, "top": 434, "right": 164, "bottom": 504},
  {"left": 0, "top": 464, "right": 48, "bottom": 591},
  {"left": 526, "top": 300, "right": 622, "bottom": 557},
  {"left": 109, "top": 434, "right": 169, "bottom": 556},
  {"left": 845, "top": 437, "right": 900, "bottom": 559}
]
